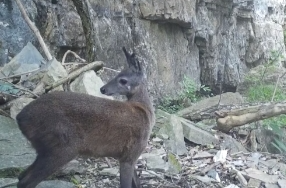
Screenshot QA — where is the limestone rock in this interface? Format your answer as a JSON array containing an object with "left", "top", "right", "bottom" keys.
[
  {"left": 70, "top": 70, "right": 112, "bottom": 99},
  {"left": 141, "top": 153, "right": 168, "bottom": 173},
  {"left": 167, "top": 153, "right": 181, "bottom": 175},
  {"left": 219, "top": 133, "right": 247, "bottom": 154},
  {"left": 60, "top": 159, "right": 86, "bottom": 175},
  {"left": 99, "top": 168, "right": 119, "bottom": 177},
  {"left": 10, "top": 97, "right": 34, "bottom": 120},
  {"left": 36, "top": 180, "right": 76, "bottom": 188},
  {"left": 180, "top": 118, "right": 219, "bottom": 146},
  {"left": 0, "top": 115, "right": 36, "bottom": 171},
  {"left": 42, "top": 58, "right": 68, "bottom": 85},
  {"left": 0, "top": 0, "right": 36, "bottom": 67},
  {"left": 139, "top": 0, "right": 196, "bottom": 28},
  {"left": 0, "top": 178, "right": 18, "bottom": 188},
  {"left": 0, "top": 42, "right": 45, "bottom": 77},
  {"left": 157, "top": 114, "right": 187, "bottom": 155}
]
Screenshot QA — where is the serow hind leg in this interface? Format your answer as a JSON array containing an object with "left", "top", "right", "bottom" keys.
[
  {"left": 17, "top": 149, "right": 76, "bottom": 188},
  {"left": 120, "top": 162, "right": 135, "bottom": 188}
]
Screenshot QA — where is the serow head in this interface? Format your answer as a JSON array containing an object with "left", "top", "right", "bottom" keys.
[{"left": 100, "top": 47, "right": 143, "bottom": 96}]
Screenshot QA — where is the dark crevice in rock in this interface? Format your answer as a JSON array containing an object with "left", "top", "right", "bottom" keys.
[{"left": 71, "top": 0, "right": 95, "bottom": 62}]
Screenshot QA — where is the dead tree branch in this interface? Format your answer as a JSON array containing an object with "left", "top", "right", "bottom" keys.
[
  {"left": 15, "top": 0, "right": 53, "bottom": 61},
  {"left": 215, "top": 102, "right": 286, "bottom": 133},
  {"left": 62, "top": 50, "right": 87, "bottom": 65},
  {"left": 45, "top": 61, "right": 103, "bottom": 92}
]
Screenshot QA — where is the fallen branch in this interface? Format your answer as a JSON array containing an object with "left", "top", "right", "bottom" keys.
[
  {"left": 0, "top": 68, "right": 40, "bottom": 80},
  {"left": 62, "top": 50, "right": 87, "bottom": 65},
  {"left": 103, "top": 67, "right": 120, "bottom": 73},
  {"left": 215, "top": 102, "right": 286, "bottom": 133},
  {"left": 45, "top": 61, "right": 103, "bottom": 92},
  {"left": 15, "top": 0, "right": 53, "bottom": 61}
]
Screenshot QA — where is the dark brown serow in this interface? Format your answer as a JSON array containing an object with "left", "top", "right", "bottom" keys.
[{"left": 16, "top": 47, "right": 155, "bottom": 188}]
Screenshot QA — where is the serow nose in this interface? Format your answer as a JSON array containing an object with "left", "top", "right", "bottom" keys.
[{"left": 100, "top": 87, "right": 106, "bottom": 94}]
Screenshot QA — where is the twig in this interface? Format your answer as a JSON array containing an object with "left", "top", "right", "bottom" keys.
[
  {"left": 271, "top": 71, "right": 286, "bottom": 102},
  {"left": 45, "top": 61, "right": 103, "bottom": 92},
  {"left": 62, "top": 50, "right": 87, "bottom": 65},
  {"left": 62, "top": 62, "right": 88, "bottom": 65},
  {"left": 103, "top": 67, "right": 120, "bottom": 73},
  {"left": 15, "top": 0, "right": 53, "bottom": 61},
  {"left": 0, "top": 68, "right": 40, "bottom": 80},
  {"left": 104, "top": 157, "right": 112, "bottom": 168}
]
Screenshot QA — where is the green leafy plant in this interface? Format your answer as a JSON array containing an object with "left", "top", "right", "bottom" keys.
[
  {"left": 244, "top": 50, "right": 286, "bottom": 153},
  {"left": 158, "top": 76, "right": 211, "bottom": 114}
]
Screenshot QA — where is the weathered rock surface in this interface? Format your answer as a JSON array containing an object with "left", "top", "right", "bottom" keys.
[
  {"left": 0, "top": 42, "right": 45, "bottom": 77},
  {"left": 180, "top": 118, "right": 219, "bottom": 146},
  {"left": 70, "top": 70, "right": 112, "bottom": 99},
  {"left": 156, "top": 112, "right": 187, "bottom": 155},
  {"left": 0, "top": 179, "right": 75, "bottom": 188},
  {"left": 2, "top": 0, "right": 285, "bottom": 101},
  {"left": 10, "top": 97, "right": 34, "bottom": 120},
  {"left": 141, "top": 153, "right": 168, "bottom": 173},
  {"left": 0, "top": 115, "right": 36, "bottom": 171},
  {"left": 0, "top": 1, "right": 37, "bottom": 67},
  {"left": 36, "top": 180, "right": 76, "bottom": 188},
  {"left": 42, "top": 58, "right": 68, "bottom": 86}
]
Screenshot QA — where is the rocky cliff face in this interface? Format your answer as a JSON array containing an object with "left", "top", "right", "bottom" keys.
[{"left": 0, "top": 0, "right": 285, "bottom": 102}]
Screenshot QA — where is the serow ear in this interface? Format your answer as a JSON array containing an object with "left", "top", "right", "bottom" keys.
[{"left": 122, "top": 47, "right": 141, "bottom": 73}]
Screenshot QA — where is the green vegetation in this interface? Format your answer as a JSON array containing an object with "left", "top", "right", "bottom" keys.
[
  {"left": 0, "top": 167, "right": 24, "bottom": 178},
  {"left": 244, "top": 50, "right": 286, "bottom": 153},
  {"left": 158, "top": 76, "right": 211, "bottom": 114}
]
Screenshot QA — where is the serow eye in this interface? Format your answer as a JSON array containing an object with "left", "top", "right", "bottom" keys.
[{"left": 119, "top": 78, "right": 128, "bottom": 85}]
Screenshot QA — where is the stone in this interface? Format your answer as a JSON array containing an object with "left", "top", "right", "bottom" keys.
[
  {"left": 99, "top": 168, "right": 119, "bottom": 177},
  {"left": 265, "top": 183, "right": 279, "bottom": 188},
  {"left": 248, "top": 178, "right": 261, "bottom": 188},
  {"left": 60, "top": 159, "right": 86, "bottom": 175},
  {"left": 0, "top": 42, "right": 45, "bottom": 77},
  {"left": 70, "top": 70, "right": 112, "bottom": 99},
  {"left": 42, "top": 58, "right": 68, "bottom": 85},
  {"left": 10, "top": 97, "right": 34, "bottom": 120},
  {"left": 0, "top": 0, "right": 36, "bottom": 66},
  {"left": 278, "top": 179, "right": 286, "bottom": 188},
  {"left": 0, "top": 178, "right": 17, "bottom": 187},
  {"left": 0, "top": 115, "right": 36, "bottom": 171},
  {"left": 141, "top": 153, "right": 168, "bottom": 173},
  {"left": 157, "top": 114, "right": 187, "bottom": 155},
  {"left": 36, "top": 180, "right": 76, "bottom": 188},
  {"left": 167, "top": 153, "right": 181, "bottom": 175},
  {"left": 207, "top": 169, "right": 220, "bottom": 182},
  {"left": 139, "top": 0, "right": 196, "bottom": 28},
  {"left": 180, "top": 117, "right": 219, "bottom": 145},
  {"left": 219, "top": 133, "right": 247, "bottom": 154}
]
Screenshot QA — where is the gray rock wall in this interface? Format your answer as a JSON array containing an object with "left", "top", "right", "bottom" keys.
[{"left": 0, "top": 0, "right": 285, "bottom": 102}]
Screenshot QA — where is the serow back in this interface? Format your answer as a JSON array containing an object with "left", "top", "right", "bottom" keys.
[{"left": 16, "top": 47, "right": 154, "bottom": 188}]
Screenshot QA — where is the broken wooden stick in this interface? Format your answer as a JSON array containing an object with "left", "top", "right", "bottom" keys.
[
  {"left": 45, "top": 61, "right": 103, "bottom": 92},
  {"left": 215, "top": 102, "right": 286, "bottom": 133},
  {"left": 62, "top": 50, "right": 87, "bottom": 65},
  {"left": 15, "top": 0, "right": 53, "bottom": 61}
]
